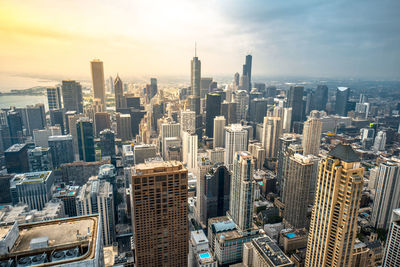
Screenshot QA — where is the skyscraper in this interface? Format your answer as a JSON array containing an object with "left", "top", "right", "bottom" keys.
[
  {"left": 49, "top": 109, "right": 65, "bottom": 134},
  {"left": 205, "top": 92, "right": 222, "bottom": 137},
  {"left": 16, "top": 104, "right": 46, "bottom": 136},
  {"left": 114, "top": 75, "right": 125, "bottom": 110},
  {"left": 372, "top": 131, "right": 386, "bottom": 152},
  {"left": 28, "top": 147, "right": 53, "bottom": 172},
  {"left": 305, "top": 144, "right": 363, "bottom": 267},
  {"left": 62, "top": 80, "right": 83, "bottom": 113},
  {"left": 91, "top": 59, "right": 106, "bottom": 110},
  {"left": 213, "top": 116, "right": 226, "bottom": 148},
  {"left": 283, "top": 153, "right": 318, "bottom": 229},
  {"left": 312, "top": 85, "right": 328, "bottom": 111},
  {"left": 48, "top": 135, "right": 74, "bottom": 168},
  {"left": 234, "top": 90, "right": 249, "bottom": 122},
  {"left": 5, "top": 143, "right": 29, "bottom": 174},
  {"left": 94, "top": 112, "right": 111, "bottom": 136},
  {"left": 302, "top": 110, "right": 322, "bottom": 156},
  {"left": 7, "top": 111, "right": 23, "bottom": 145},
  {"left": 182, "top": 131, "right": 198, "bottom": 172},
  {"left": 288, "top": 86, "right": 304, "bottom": 128},
  {"left": 335, "top": 87, "right": 350, "bottom": 116},
  {"left": 229, "top": 151, "right": 256, "bottom": 231},
  {"left": 221, "top": 101, "right": 237, "bottom": 124},
  {"left": 116, "top": 113, "right": 132, "bottom": 141},
  {"left": 99, "top": 129, "right": 115, "bottom": 158},
  {"left": 130, "top": 161, "right": 188, "bottom": 267},
  {"left": 180, "top": 110, "right": 196, "bottom": 133},
  {"left": 150, "top": 77, "right": 158, "bottom": 99},
  {"left": 76, "top": 118, "right": 95, "bottom": 162},
  {"left": 262, "top": 116, "right": 282, "bottom": 159},
  {"left": 191, "top": 49, "right": 201, "bottom": 97},
  {"left": 371, "top": 160, "right": 400, "bottom": 229},
  {"left": 234, "top": 72, "right": 240, "bottom": 89},
  {"left": 46, "top": 86, "right": 62, "bottom": 110},
  {"left": 76, "top": 177, "right": 115, "bottom": 245},
  {"left": 382, "top": 208, "right": 400, "bottom": 266},
  {"left": 225, "top": 124, "right": 248, "bottom": 170},
  {"left": 242, "top": 54, "right": 252, "bottom": 91}
]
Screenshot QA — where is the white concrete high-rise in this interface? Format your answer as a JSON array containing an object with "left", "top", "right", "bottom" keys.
[
  {"left": 180, "top": 110, "right": 196, "bottom": 134},
  {"left": 262, "top": 116, "right": 282, "bottom": 159},
  {"left": 283, "top": 107, "right": 292, "bottom": 133},
  {"left": 383, "top": 209, "right": 400, "bottom": 266},
  {"left": 224, "top": 124, "right": 248, "bottom": 170},
  {"left": 371, "top": 160, "right": 400, "bottom": 229},
  {"left": 213, "top": 116, "right": 226, "bottom": 148},
  {"left": 234, "top": 90, "right": 249, "bottom": 122},
  {"left": 373, "top": 131, "right": 386, "bottom": 152},
  {"left": 302, "top": 110, "right": 322, "bottom": 156},
  {"left": 182, "top": 131, "right": 198, "bottom": 172}
]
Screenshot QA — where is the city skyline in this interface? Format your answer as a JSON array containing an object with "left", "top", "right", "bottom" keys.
[{"left": 1, "top": 0, "right": 400, "bottom": 88}]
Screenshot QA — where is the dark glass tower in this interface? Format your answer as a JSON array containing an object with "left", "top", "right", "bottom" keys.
[
  {"left": 99, "top": 129, "right": 115, "bottom": 158},
  {"left": 76, "top": 118, "right": 95, "bottom": 162},
  {"left": 205, "top": 93, "right": 222, "bottom": 137},
  {"left": 335, "top": 87, "right": 350, "bottom": 116},
  {"left": 243, "top": 54, "right": 252, "bottom": 91},
  {"left": 150, "top": 78, "right": 158, "bottom": 99},
  {"left": 7, "top": 111, "right": 23, "bottom": 145},
  {"left": 288, "top": 86, "right": 304, "bottom": 129},
  {"left": 62, "top": 80, "right": 83, "bottom": 113}
]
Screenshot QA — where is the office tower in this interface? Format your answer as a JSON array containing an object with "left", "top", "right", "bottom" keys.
[
  {"left": 99, "top": 129, "right": 115, "bottom": 158},
  {"left": 283, "top": 153, "right": 318, "bottom": 229},
  {"left": 200, "top": 77, "right": 213, "bottom": 98},
  {"left": 163, "top": 137, "right": 182, "bottom": 161},
  {"left": 76, "top": 177, "right": 115, "bottom": 245},
  {"left": 234, "top": 90, "right": 249, "bottom": 122},
  {"left": 305, "top": 144, "right": 363, "bottom": 267},
  {"left": 114, "top": 75, "right": 125, "bottom": 110},
  {"left": 76, "top": 118, "right": 95, "bottom": 162},
  {"left": 229, "top": 151, "right": 256, "bottom": 231},
  {"left": 203, "top": 164, "right": 231, "bottom": 224},
  {"left": 133, "top": 144, "right": 157, "bottom": 164},
  {"left": 221, "top": 101, "right": 238, "bottom": 124},
  {"left": 187, "top": 95, "right": 202, "bottom": 135},
  {"left": 60, "top": 161, "right": 103, "bottom": 186},
  {"left": 32, "top": 126, "right": 61, "bottom": 148},
  {"left": 205, "top": 92, "right": 222, "bottom": 137},
  {"left": 53, "top": 185, "right": 79, "bottom": 217},
  {"left": 302, "top": 110, "right": 322, "bottom": 156},
  {"left": 262, "top": 116, "right": 282, "bottom": 159},
  {"left": 62, "top": 80, "right": 83, "bottom": 113},
  {"left": 97, "top": 164, "right": 118, "bottom": 222},
  {"left": 233, "top": 72, "right": 240, "bottom": 90},
  {"left": 116, "top": 113, "right": 132, "bottom": 141},
  {"left": 48, "top": 135, "right": 74, "bottom": 168},
  {"left": 248, "top": 143, "right": 266, "bottom": 170},
  {"left": 360, "top": 127, "right": 375, "bottom": 149},
  {"left": 11, "top": 171, "right": 55, "bottom": 210},
  {"left": 150, "top": 77, "right": 158, "bottom": 99},
  {"left": 94, "top": 112, "right": 110, "bottom": 136},
  {"left": 383, "top": 209, "right": 400, "bottom": 266},
  {"left": 282, "top": 107, "right": 292, "bottom": 133},
  {"left": 241, "top": 55, "right": 252, "bottom": 91},
  {"left": 335, "top": 87, "right": 350, "bottom": 116},
  {"left": 207, "top": 147, "right": 225, "bottom": 164},
  {"left": 0, "top": 215, "right": 104, "bottom": 266},
  {"left": 130, "top": 161, "right": 188, "bottom": 267},
  {"left": 68, "top": 113, "right": 84, "bottom": 155},
  {"left": 373, "top": 131, "right": 386, "bottom": 152},
  {"left": 225, "top": 124, "right": 248, "bottom": 170},
  {"left": 182, "top": 131, "right": 197, "bottom": 172},
  {"left": 312, "top": 85, "right": 328, "bottom": 111},
  {"left": 190, "top": 230, "right": 218, "bottom": 267},
  {"left": 288, "top": 86, "right": 304, "bottom": 128},
  {"left": 266, "top": 86, "right": 277, "bottom": 98},
  {"left": 130, "top": 109, "right": 146, "bottom": 137},
  {"left": 194, "top": 158, "right": 213, "bottom": 226},
  {"left": 213, "top": 116, "right": 226, "bottom": 148},
  {"left": 46, "top": 86, "right": 62, "bottom": 110},
  {"left": 28, "top": 147, "right": 52, "bottom": 172},
  {"left": 161, "top": 122, "right": 180, "bottom": 139},
  {"left": 125, "top": 95, "right": 141, "bottom": 109},
  {"left": 64, "top": 110, "right": 76, "bottom": 133},
  {"left": 248, "top": 91, "right": 263, "bottom": 119},
  {"left": 0, "top": 125, "right": 11, "bottom": 154},
  {"left": 15, "top": 104, "right": 46, "bottom": 136},
  {"left": 371, "top": 160, "right": 400, "bottom": 229},
  {"left": 151, "top": 102, "right": 164, "bottom": 132},
  {"left": 249, "top": 98, "right": 269, "bottom": 123},
  {"left": 7, "top": 111, "right": 23, "bottom": 145},
  {"left": 243, "top": 236, "right": 293, "bottom": 267},
  {"left": 5, "top": 144, "right": 29, "bottom": 174},
  {"left": 180, "top": 110, "right": 196, "bottom": 134},
  {"left": 49, "top": 109, "right": 65, "bottom": 134},
  {"left": 90, "top": 59, "right": 106, "bottom": 110},
  {"left": 191, "top": 49, "right": 201, "bottom": 97}
]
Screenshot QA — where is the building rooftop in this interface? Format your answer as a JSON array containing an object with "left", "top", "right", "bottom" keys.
[
  {"left": 191, "top": 230, "right": 208, "bottom": 246},
  {"left": 48, "top": 135, "right": 73, "bottom": 141},
  {"left": 133, "top": 160, "right": 185, "bottom": 175},
  {"left": 0, "top": 215, "right": 100, "bottom": 264},
  {"left": 328, "top": 143, "right": 360, "bottom": 162},
  {"left": 12, "top": 171, "right": 52, "bottom": 185},
  {"left": 253, "top": 236, "right": 293, "bottom": 267},
  {"left": 5, "top": 143, "right": 26, "bottom": 153}
]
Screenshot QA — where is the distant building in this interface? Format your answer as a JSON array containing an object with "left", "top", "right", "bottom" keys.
[
  {"left": 62, "top": 80, "right": 83, "bottom": 113},
  {"left": 5, "top": 143, "right": 29, "bottom": 174},
  {"left": 47, "top": 86, "right": 62, "bottom": 110},
  {"left": 76, "top": 118, "right": 95, "bottom": 162},
  {"left": 99, "top": 129, "right": 115, "bottom": 158},
  {"left": 205, "top": 93, "right": 222, "bottom": 137},
  {"left": 94, "top": 112, "right": 111, "bottom": 136},
  {"left": 116, "top": 113, "right": 133, "bottom": 141},
  {"left": 224, "top": 124, "right": 248, "bottom": 170},
  {"left": 16, "top": 104, "right": 46, "bottom": 136},
  {"left": 10, "top": 171, "right": 55, "bottom": 210},
  {"left": 91, "top": 59, "right": 106, "bottom": 110},
  {"left": 48, "top": 135, "right": 74, "bottom": 168},
  {"left": 288, "top": 86, "right": 304, "bottom": 128},
  {"left": 302, "top": 110, "right": 322, "bottom": 156},
  {"left": 213, "top": 116, "right": 226, "bottom": 148},
  {"left": 60, "top": 161, "right": 104, "bottom": 186},
  {"left": 7, "top": 111, "right": 23, "bottom": 145},
  {"left": 28, "top": 147, "right": 52, "bottom": 172},
  {"left": 335, "top": 87, "right": 350, "bottom": 116},
  {"left": 262, "top": 116, "right": 282, "bottom": 160},
  {"left": 114, "top": 75, "right": 125, "bottom": 110},
  {"left": 0, "top": 215, "right": 104, "bottom": 266}
]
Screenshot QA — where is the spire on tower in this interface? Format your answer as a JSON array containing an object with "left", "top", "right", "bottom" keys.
[{"left": 195, "top": 42, "right": 197, "bottom": 57}]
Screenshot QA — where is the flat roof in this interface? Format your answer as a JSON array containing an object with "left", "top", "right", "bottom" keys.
[
  {"left": 13, "top": 171, "right": 52, "bottom": 185},
  {"left": 5, "top": 143, "right": 26, "bottom": 152},
  {"left": 133, "top": 160, "right": 185, "bottom": 175},
  {"left": 191, "top": 230, "right": 208, "bottom": 246},
  {"left": 253, "top": 236, "right": 293, "bottom": 266}
]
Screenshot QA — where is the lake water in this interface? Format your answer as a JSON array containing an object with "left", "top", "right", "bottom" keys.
[{"left": 0, "top": 95, "right": 49, "bottom": 111}]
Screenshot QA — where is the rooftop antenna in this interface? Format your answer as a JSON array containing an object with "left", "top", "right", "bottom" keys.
[{"left": 195, "top": 42, "right": 197, "bottom": 57}]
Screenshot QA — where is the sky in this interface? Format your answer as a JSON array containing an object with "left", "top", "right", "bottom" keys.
[{"left": 0, "top": 0, "right": 399, "bottom": 82}]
